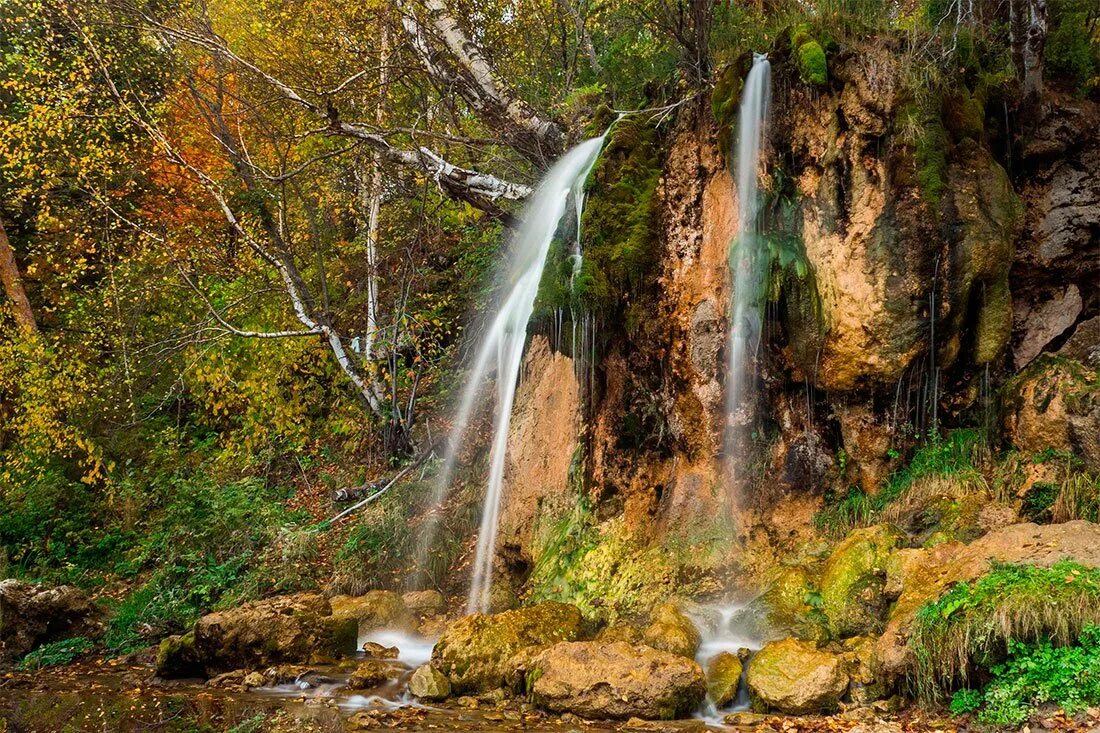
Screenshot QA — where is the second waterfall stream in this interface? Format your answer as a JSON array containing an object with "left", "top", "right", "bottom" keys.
[{"left": 420, "top": 135, "right": 608, "bottom": 614}]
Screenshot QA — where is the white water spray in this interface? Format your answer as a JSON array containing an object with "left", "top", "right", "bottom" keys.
[
  {"left": 726, "top": 53, "right": 771, "bottom": 504},
  {"left": 410, "top": 137, "right": 606, "bottom": 614}
]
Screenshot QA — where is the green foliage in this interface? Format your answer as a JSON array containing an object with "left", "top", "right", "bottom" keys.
[
  {"left": 815, "top": 430, "right": 984, "bottom": 536},
  {"left": 911, "top": 561, "right": 1100, "bottom": 701},
  {"left": 18, "top": 636, "right": 94, "bottom": 670},
  {"left": 949, "top": 687, "right": 983, "bottom": 715},
  {"left": 331, "top": 489, "right": 414, "bottom": 595},
  {"left": 1044, "top": 0, "right": 1100, "bottom": 94},
  {"left": 950, "top": 626, "right": 1100, "bottom": 725}
]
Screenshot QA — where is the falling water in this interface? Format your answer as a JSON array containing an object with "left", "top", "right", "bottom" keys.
[
  {"left": 409, "top": 137, "right": 606, "bottom": 614},
  {"left": 725, "top": 53, "right": 772, "bottom": 504}
]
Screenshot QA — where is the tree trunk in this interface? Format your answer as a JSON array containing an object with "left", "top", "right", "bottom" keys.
[
  {"left": 0, "top": 217, "right": 37, "bottom": 333},
  {"left": 1020, "top": 0, "right": 1048, "bottom": 103}
]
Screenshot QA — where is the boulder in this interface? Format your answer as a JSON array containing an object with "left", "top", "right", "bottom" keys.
[
  {"left": 706, "top": 651, "right": 743, "bottom": 708},
  {"left": 757, "top": 565, "right": 817, "bottom": 638},
  {"left": 431, "top": 601, "right": 583, "bottom": 693},
  {"left": 401, "top": 590, "right": 445, "bottom": 618},
  {"left": 408, "top": 664, "right": 451, "bottom": 700},
  {"left": 156, "top": 593, "right": 356, "bottom": 678},
  {"left": 819, "top": 524, "right": 904, "bottom": 638},
  {"left": 526, "top": 641, "right": 706, "bottom": 720},
  {"left": 746, "top": 638, "right": 848, "bottom": 714},
  {"left": 347, "top": 659, "right": 395, "bottom": 689},
  {"left": 0, "top": 579, "right": 98, "bottom": 660},
  {"left": 842, "top": 636, "right": 885, "bottom": 704},
  {"left": 330, "top": 590, "right": 415, "bottom": 633},
  {"left": 361, "top": 641, "right": 399, "bottom": 659},
  {"left": 876, "top": 521, "right": 1100, "bottom": 682},
  {"left": 643, "top": 602, "right": 701, "bottom": 658},
  {"left": 1002, "top": 355, "right": 1099, "bottom": 470},
  {"left": 596, "top": 623, "right": 642, "bottom": 644}
]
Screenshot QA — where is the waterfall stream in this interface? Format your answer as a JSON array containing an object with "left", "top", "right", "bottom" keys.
[
  {"left": 412, "top": 137, "right": 606, "bottom": 615},
  {"left": 725, "top": 53, "right": 772, "bottom": 505}
]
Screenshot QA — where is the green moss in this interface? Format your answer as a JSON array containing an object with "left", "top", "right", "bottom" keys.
[
  {"left": 943, "top": 88, "right": 984, "bottom": 142},
  {"left": 819, "top": 524, "right": 905, "bottom": 637},
  {"left": 915, "top": 117, "right": 949, "bottom": 208},
  {"left": 797, "top": 40, "right": 828, "bottom": 86},
  {"left": 910, "top": 560, "right": 1100, "bottom": 701},
  {"left": 527, "top": 516, "right": 687, "bottom": 623},
  {"left": 575, "top": 117, "right": 665, "bottom": 312},
  {"left": 973, "top": 275, "right": 1012, "bottom": 365}
]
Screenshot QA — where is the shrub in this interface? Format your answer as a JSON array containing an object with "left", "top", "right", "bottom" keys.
[
  {"left": 911, "top": 561, "right": 1100, "bottom": 701},
  {"left": 950, "top": 626, "right": 1100, "bottom": 725},
  {"left": 797, "top": 40, "right": 828, "bottom": 85},
  {"left": 18, "top": 637, "right": 94, "bottom": 670}
]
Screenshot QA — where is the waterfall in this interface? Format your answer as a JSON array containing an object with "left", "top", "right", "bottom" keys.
[
  {"left": 725, "top": 54, "right": 771, "bottom": 506},
  {"left": 411, "top": 136, "right": 606, "bottom": 614}
]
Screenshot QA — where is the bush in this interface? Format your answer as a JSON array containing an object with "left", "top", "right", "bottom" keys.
[
  {"left": 18, "top": 637, "right": 94, "bottom": 670},
  {"left": 797, "top": 40, "right": 828, "bottom": 85},
  {"left": 951, "top": 626, "right": 1100, "bottom": 725},
  {"left": 1044, "top": 0, "right": 1100, "bottom": 94},
  {"left": 911, "top": 561, "right": 1100, "bottom": 701}
]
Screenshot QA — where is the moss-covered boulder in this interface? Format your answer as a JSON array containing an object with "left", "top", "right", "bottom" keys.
[
  {"left": 746, "top": 638, "right": 849, "bottom": 714},
  {"left": 643, "top": 601, "right": 702, "bottom": 658},
  {"left": 526, "top": 641, "right": 706, "bottom": 720},
  {"left": 757, "top": 565, "right": 821, "bottom": 637},
  {"left": 159, "top": 593, "right": 356, "bottom": 678},
  {"left": 408, "top": 664, "right": 451, "bottom": 700},
  {"left": 432, "top": 602, "right": 584, "bottom": 693},
  {"left": 346, "top": 659, "right": 395, "bottom": 690},
  {"left": 1003, "top": 355, "right": 1099, "bottom": 470},
  {"left": 819, "top": 524, "right": 905, "bottom": 638},
  {"left": 706, "top": 651, "right": 744, "bottom": 708},
  {"left": 155, "top": 630, "right": 202, "bottom": 679},
  {"left": 330, "top": 590, "right": 416, "bottom": 633},
  {"left": 401, "top": 590, "right": 445, "bottom": 618}
]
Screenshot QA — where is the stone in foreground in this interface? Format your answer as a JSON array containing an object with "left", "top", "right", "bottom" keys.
[
  {"left": 706, "top": 651, "right": 743, "bottom": 708},
  {"left": 526, "top": 641, "right": 706, "bottom": 720},
  {"left": 746, "top": 638, "right": 848, "bottom": 714},
  {"left": 409, "top": 664, "right": 451, "bottom": 700},
  {"left": 432, "top": 601, "right": 583, "bottom": 693}
]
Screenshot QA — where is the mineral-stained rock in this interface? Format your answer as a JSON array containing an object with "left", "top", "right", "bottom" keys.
[
  {"left": 408, "top": 664, "right": 451, "bottom": 700},
  {"left": 526, "top": 641, "right": 706, "bottom": 720},
  {"left": 643, "top": 601, "right": 702, "bottom": 658},
  {"left": 431, "top": 602, "right": 583, "bottom": 693},
  {"left": 361, "top": 641, "right": 399, "bottom": 659},
  {"left": 875, "top": 521, "right": 1100, "bottom": 682},
  {"left": 746, "top": 638, "right": 849, "bottom": 714},
  {"left": 706, "top": 651, "right": 743, "bottom": 708},
  {"left": 330, "top": 590, "right": 415, "bottom": 633},
  {"left": 1003, "top": 355, "right": 1099, "bottom": 470},
  {"left": 819, "top": 524, "right": 905, "bottom": 638},
  {"left": 0, "top": 579, "right": 99, "bottom": 661},
  {"left": 595, "top": 623, "right": 642, "bottom": 644},
  {"left": 401, "top": 590, "right": 445, "bottom": 618},
  {"left": 346, "top": 659, "right": 393, "bottom": 689},
  {"left": 156, "top": 593, "right": 356, "bottom": 678}
]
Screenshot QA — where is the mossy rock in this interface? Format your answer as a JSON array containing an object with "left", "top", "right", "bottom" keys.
[
  {"left": 643, "top": 602, "right": 702, "bottom": 658},
  {"left": 819, "top": 524, "right": 906, "bottom": 638},
  {"left": 155, "top": 631, "right": 202, "bottom": 679},
  {"left": 707, "top": 651, "right": 744, "bottom": 708},
  {"left": 408, "top": 664, "right": 451, "bottom": 700},
  {"left": 746, "top": 638, "right": 848, "bottom": 714},
  {"left": 432, "top": 602, "right": 584, "bottom": 693},
  {"left": 943, "top": 88, "right": 985, "bottom": 142},
  {"left": 796, "top": 40, "right": 828, "bottom": 86}
]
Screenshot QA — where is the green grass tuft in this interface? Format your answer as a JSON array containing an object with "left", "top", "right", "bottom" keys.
[
  {"left": 18, "top": 636, "right": 94, "bottom": 670},
  {"left": 911, "top": 561, "right": 1100, "bottom": 702}
]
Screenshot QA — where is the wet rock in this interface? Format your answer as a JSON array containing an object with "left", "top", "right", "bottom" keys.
[
  {"left": 0, "top": 579, "right": 98, "bottom": 661},
  {"left": 207, "top": 669, "right": 253, "bottom": 690},
  {"left": 330, "top": 590, "right": 415, "bottom": 633},
  {"left": 756, "top": 565, "right": 818, "bottom": 638},
  {"left": 432, "top": 601, "right": 584, "bottom": 693},
  {"left": 155, "top": 631, "right": 202, "bottom": 679},
  {"left": 401, "top": 590, "right": 445, "bottom": 618},
  {"left": 836, "top": 404, "right": 895, "bottom": 495},
  {"left": 723, "top": 710, "right": 769, "bottom": 726},
  {"left": 706, "top": 651, "right": 743, "bottom": 708},
  {"left": 1003, "top": 355, "right": 1099, "bottom": 470},
  {"left": 842, "top": 636, "right": 885, "bottom": 704},
  {"left": 157, "top": 593, "right": 356, "bottom": 678},
  {"left": 595, "top": 623, "right": 642, "bottom": 644},
  {"left": 876, "top": 521, "right": 1100, "bottom": 682},
  {"left": 261, "top": 664, "right": 312, "bottom": 685},
  {"left": 408, "top": 664, "right": 451, "bottom": 700},
  {"left": 1057, "top": 315, "right": 1100, "bottom": 366},
  {"left": 642, "top": 602, "right": 701, "bottom": 658},
  {"left": 819, "top": 524, "right": 904, "bottom": 637},
  {"left": 746, "top": 638, "right": 848, "bottom": 714},
  {"left": 1013, "top": 285, "right": 1083, "bottom": 369},
  {"left": 361, "top": 641, "right": 399, "bottom": 659},
  {"left": 347, "top": 660, "right": 392, "bottom": 689},
  {"left": 243, "top": 671, "right": 264, "bottom": 688},
  {"left": 526, "top": 641, "right": 706, "bottom": 720}
]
